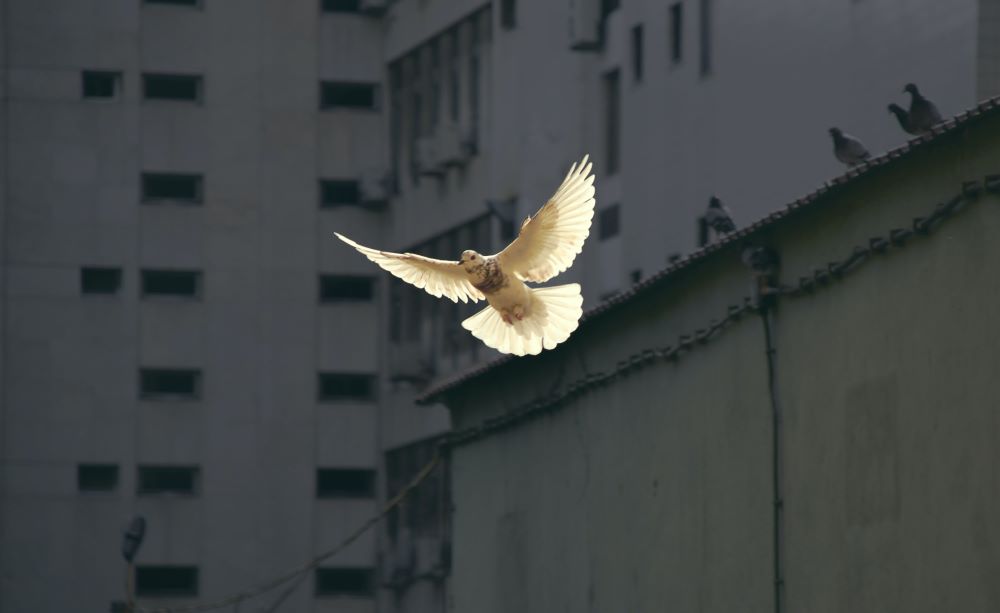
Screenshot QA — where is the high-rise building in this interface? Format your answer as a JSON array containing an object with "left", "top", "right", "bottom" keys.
[{"left": 1, "top": 1, "right": 996, "bottom": 612}]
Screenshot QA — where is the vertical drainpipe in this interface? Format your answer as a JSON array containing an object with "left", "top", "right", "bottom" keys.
[{"left": 743, "top": 246, "right": 785, "bottom": 613}]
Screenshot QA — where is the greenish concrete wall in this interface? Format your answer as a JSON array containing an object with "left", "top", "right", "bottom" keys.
[{"left": 441, "top": 111, "right": 1000, "bottom": 613}]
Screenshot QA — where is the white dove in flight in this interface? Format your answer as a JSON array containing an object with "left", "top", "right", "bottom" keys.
[{"left": 335, "top": 155, "right": 596, "bottom": 356}]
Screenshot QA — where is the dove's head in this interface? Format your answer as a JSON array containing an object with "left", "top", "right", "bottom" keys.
[
  {"left": 460, "top": 250, "right": 483, "bottom": 271},
  {"left": 828, "top": 127, "right": 843, "bottom": 139},
  {"left": 903, "top": 83, "right": 919, "bottom": 96},
  {"left": 708, "top": 196, "right": 722, "bottom": 209}
]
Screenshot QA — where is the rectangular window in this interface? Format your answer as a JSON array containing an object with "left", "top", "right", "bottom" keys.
[
  {"left": 78, "top": 464, "right": 119, "bottom": 492},
  {"left": 319, "top": 275, "right": 375, "bottom": 302},
  {"left": 319, "top": 179, "right": 360, "bottom": 207},
  {"left": 141, "top": 270, "right": 201, "bottom": 298},
  {"left": 316, "top": 469, "right": 376, "bottom": 499},
  {"left": 141, "top": 173, "right": 203, "bottom": 203},
  {"left": 631, "top": 25, "right": 644, "bottom": 82},
  {"left": 447, "top": 31, "right": 460, "bottom": 122},
  {"left": 699, "top": 0, "right": 712, "bottom": 76},
  {"left": 389, "top": 64, "right": 403, "bottom": 191},
  {"left": 321, "top": 0, "right": 360, "bottom": 12},
  {"left": 599, "top": 204, "right": 620, "bottom": 240},
  {"left": 137, "top": 466, "right": 200, "bottom": 495},
  {"left": 82, "top": 71, "right": 121, "bottom": 99},
  {"left": 318, "top": 373, "right": 377, "bottom": 402},
  {"left": 81, "top": 267, "right": 122, "bottom": 295},
  {"left": 135, "top": 566, "right": 199, "bottom": 597},
  {"left": 320, "top": 81, "right": 379, "bottom": 110},
  {"left": 140, "top": 368, "right": 202, "bottom": 399},
  {"left": 143, "top": 73, "right": 202, "bottom": 102},
  {"left": 669, "top": 3, "right": 683, "bottom": 64},
  {"left": 145, "top": 0, "right": 200, "bottom": 6},
  {"left": 315, "top": 568, "right": 375, "bottom": 597},
  {"left": 500, "top": 0, "right": 516, "bottom": 29},
  {"left": 603, "top": 70, "right": 620, "bottom": 175}
]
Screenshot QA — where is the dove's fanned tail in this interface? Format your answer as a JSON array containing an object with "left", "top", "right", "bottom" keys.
[{"left": 461, "top": 283, "right": 584, "bottom": 356}]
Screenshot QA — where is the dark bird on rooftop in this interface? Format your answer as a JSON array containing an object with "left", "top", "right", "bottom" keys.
[
  {"left": 888, "top": 103, "right": 920, "bottom": 136},
  {"left": 704, "top": 196, "right": 736, "bottom": 234},
  {"left": 829, "top": 127, "right": 871, "bottom": 167},
  {"left": 904, "top": 83, "right": 943, "bottom": 134}
]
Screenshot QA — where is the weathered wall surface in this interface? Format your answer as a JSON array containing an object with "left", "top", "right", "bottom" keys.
[{"left": 443, "top": 111, "right": 1000, "bottom": 613}]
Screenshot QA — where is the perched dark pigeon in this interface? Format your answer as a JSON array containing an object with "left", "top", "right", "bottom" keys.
[
  {"left": 904, "top": 83, "right": 943, "bottom": 134},
  {"left": 829, "top": 127, "right": 871, "bottom": 167},
  {"left": 704, "top": 196, "right": 736, "bottom": 234},
  {"left": 888, "top": 103, "right": 920, "bottom": 136}
]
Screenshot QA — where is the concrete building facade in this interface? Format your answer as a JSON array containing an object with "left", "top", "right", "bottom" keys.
[
  {"left": 427, "top": 100, "right": 1000, "bottom": 613},
  {"left": 1, "top": 1, "right": 999, "bottom": 613}
]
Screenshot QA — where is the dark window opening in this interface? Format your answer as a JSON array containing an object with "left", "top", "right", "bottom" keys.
[
  {"left": 316, "top": 469, "right": 375, "bottom": 499},
  {"left": 143, "top": 73, "right": 202, "bottom": 101},
  {"left": 135, "top": 566, "right": 199, "bottom": 597},
  {"left": 631, "top": 25, "right": 644, "bottom": 82},
  {"left": 321, "top": 0, "right": 360, "bottom": 12},
  {"left": 144, "top": 0, "right": 200, "bottom": 6},
  {"left": 603, "top": 70, "right": 620, "bottom": 175},
  {"left": 137, "top": 466, "right": 199, "bottom": 495},
  {"left": 320, "top": 275, "right": 374, "bottom": 302},
  {"left": 140, "top": 368, "right": 201, "bottom": 399},
  {"left": 141, "top": 270, "right": 201, "bottom": 298},
  {"left": 320, "top": 180, "right": 360, "bottom": 206},
  {"left": 141, "top": 173, "right": 203, "bottom": 203},
  {"left": 81, "top": 267, "right": 122, "bottom": 295},
  {"left": 315, "top": 567, "right": 375, "bottom": 597},
  {"left": 78, "top": 464, "right": 119, "bottom": 492},
  {"left": 500, "top": 0, "right": 516, "bottom": 29},
  {"left": 599, "top": 204, "right": 620, "bottom": 240},
  {"left": 318, "top": 373, "right": 377, "bottom": 402},
  {"left": 82, "top": 71, "right": 121, "bottom": 99},
  {"left": 699, "top": 0, "right": 712, "bottom": 76},
  {"left": 320, "top": 81, "right": 379, "bottom": 110},
  {"left": 670, "top": 3, "right": 683, "bottom": 64}
]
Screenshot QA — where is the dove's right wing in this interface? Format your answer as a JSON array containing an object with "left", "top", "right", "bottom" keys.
[
  {"left": 335, "top": 233, "right": 484, "bottom": 304},
  {"left": 334, "top": 232, "right": 485, "bottom": 302},
  {"left": 495, "top": 155, "right": 596, "bottom": 283}
]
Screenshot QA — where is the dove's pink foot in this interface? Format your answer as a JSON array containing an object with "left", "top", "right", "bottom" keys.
[
  {"left": 500, "top": 309, "right": 513, "bottom": 325},
  {"left": 512, "top": 304, "right": 526, "bottom": 321}
]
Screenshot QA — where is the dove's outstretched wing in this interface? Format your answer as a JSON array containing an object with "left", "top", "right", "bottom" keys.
[
  {"left": 496, "top": 155, "right": 596, "bottom": 283},
  {"left": 334, "top": 233, "right": 484, "bottom": 304}
]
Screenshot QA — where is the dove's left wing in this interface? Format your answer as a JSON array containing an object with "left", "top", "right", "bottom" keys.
[
  {"left": 335, "top": 233, "right": 484, "bottom": 304},
  {"left": 496, "top": 155, "right": 596, "bottom": 283}
]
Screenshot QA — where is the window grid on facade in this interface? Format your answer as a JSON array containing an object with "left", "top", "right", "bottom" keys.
[
  {"left": 141, "top": 173, "right": 203, "bottom": 203},
  {"left": 319, "top": 275, "right": 375, "bottom": 302},
  {"left": 77, "top": 464, "right": 119, "bottom": 492},
  {"left": 670, "top": 3, "right": 684, "bottom": 63},
  {"left": 631, "top": 25, "right": 644, "bottom": 82},
  {"left": 316, "top": 469, "right": 376, "bottom": 499},
  {"left": 82, "top": 71, "right": 121, "bottom": 99},
  {"left": 603, "top": 70, "right": 620, "bottom": 175},
  {"left": 500, "top": 0, "right": 516, "bottom": 30},
  {"left": 314, "top": 567, "right": 375, "bottom": 597},
  {"left": 135, "top": 566, "right": 199, "bottom": 597},
  {"left": 141, "top": 270, "right": 201, "bottom": 298},
  {"left": 137, "top": 466, "right": 200, "bottom": 495},
  {"left": 140, "top": 368, "right": 202, "bottom": 399},
  {"left": 320, "top": 81, "right": 379, "bottom": 110},
  {"left": 599, "top": 204, "right": 621, "bottom": 240},
  {"left": 81, "top": 267, "right": 122, "bottom": 295},
  {"left": 143, "top": 73, "right": 202, "bottom": 102},
  {"left": 318, "top": 373, "right": 377, "bottom": 402}
]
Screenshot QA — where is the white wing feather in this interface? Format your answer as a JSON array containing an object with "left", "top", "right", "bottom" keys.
[
  {"left": 334, "top": 233, "right": 484, "bottom": 304},
  {"left": 496, "top": 155, "right": 596, "bottom": 283}
]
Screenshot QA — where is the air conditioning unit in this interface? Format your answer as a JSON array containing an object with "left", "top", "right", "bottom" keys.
[
  {"left": 388, "top": 340, "right": 435, "bottom": 384},
  {"left": 569, "top": 0, "right": 603, "bottom": 51},
  {"left": 359, "top": 0, "right": 388, "bottom": 16},
  {"left": 383, "top": 538, "right": 416, "bottom": 587},
  {"left": 359, "top": 168, "right": 392, "bottom": 206},
  {"left": 417, "top": 136, "right": 445, "bottom": 177},
  {"left": 415, "top": 537, "right": 451, "bottom": 576},
  {"left": 435, "top": 122, "right": 466, "bottom": 167}
]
